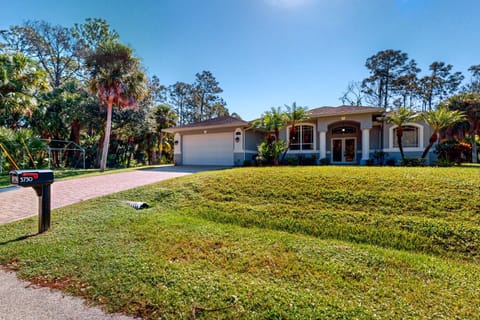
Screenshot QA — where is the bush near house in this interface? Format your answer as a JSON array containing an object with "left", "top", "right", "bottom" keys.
[
  {"left": 400, "top": 157, "right": 426, "bottom": 166},
  {"left": 436, "top": 139, "right": 472, "bottom": 164}
]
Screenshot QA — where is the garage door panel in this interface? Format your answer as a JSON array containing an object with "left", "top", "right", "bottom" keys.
[{"left": 183, "top": 133, "right": 234, "bottom": 166}]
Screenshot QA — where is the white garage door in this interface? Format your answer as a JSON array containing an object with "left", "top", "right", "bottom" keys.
[{"left": 183, "top": 133, "right": 234, "bottom": 166}]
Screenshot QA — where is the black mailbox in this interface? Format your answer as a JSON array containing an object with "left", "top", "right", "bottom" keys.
[
  {"left": 9, "top": 169, "right": 54, "bottom": 233},
  {"left": 10, "top": 170, "right": 54, "bottom": 186}
]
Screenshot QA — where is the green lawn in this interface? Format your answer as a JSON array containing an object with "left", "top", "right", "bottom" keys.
[{"left": 0, "top": 166, "right": 479, "bottom": 319}]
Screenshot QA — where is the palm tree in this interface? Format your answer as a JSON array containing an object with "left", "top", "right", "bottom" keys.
[
  {"left": 252, "top": 107, "right": 285, "bottom": 141},
  {"left": 281, "top": 102, "right": 310, "bottom": 161},
  {"left": 387, "top": 107, "right": 417, "bottom": 160},
  {"left": 251, "top": 107, "right": 286, "bottom": 165},
  {"left": 86, "top": 41, "right": 147, "bottom": 172},
  {"left": 151, "top": 104, "right": 177, "bottom": 164},
  {"left": 420, "top": 107, "right": 465, "bottom": 159},
  {"left": 0, "top": 128, "right": 45, "bottom": 170},
  {"left": 0, "top": 52, "right": 48, "bottom": 128},
  {"left": 442, "top": 93, "right": 480, "bottom": 163}
]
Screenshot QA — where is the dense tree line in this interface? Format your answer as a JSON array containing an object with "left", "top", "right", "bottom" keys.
[
  {"left": 339, "top": 49, "right": 479, "bottom": 163},
  {"left": 340, "top": 49, "right": 479, "bottom": 111},
  {"left": 168, "top": 71, "right": 228, "bottom": 125},
  {"left": 0, "top": 18, "right": 228, "bottom": 171}
]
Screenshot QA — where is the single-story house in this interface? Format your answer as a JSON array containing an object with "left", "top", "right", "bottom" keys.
[{"left": 164, "top": 105, "right": 434, "bottom": 166}]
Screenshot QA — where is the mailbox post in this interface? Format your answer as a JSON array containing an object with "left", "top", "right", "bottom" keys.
[{"left": 9, "top": 170, "right": 54, "bottom": 233}]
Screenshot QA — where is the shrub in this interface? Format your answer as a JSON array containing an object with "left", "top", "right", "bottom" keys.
[
  {"left": 319, "top": 157, "right": 330, "bottom": 165},
  {"left": 257, "top": 140, "right": 286, "bottom": 165},
  {"left": 373, "top": 151, "right": 387, "bottom": 165},
  {"left": 400, "top": 157, "right": 426, "bottom": 167},
  {"left": 287, "top": 156, "right": 299, "bottom": 166},
  {"left": 436, "top": 158, "right": 454, "bottom": 167},
  {"left": 254, "top": 154, "right": 267, "bottom": 166},
  {"left": 298, "top": 154, "right": 317, "bottom": 165},
  {"left": 306, "top": 153, "right": 318, "bottom": 165},
  {"left": 436, "top": 139, "right": 472, "bottom": 163},
  {"left": 386, "top": 158, "right": 396, "bottom": 166},
  {"left": 0, "top": 127, "right": 47, "bottom": 170}
]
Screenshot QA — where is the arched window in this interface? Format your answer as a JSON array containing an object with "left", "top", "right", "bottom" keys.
[
  {"left": 388, "top": 123, "right": 423, "bottom": 151},
  {"left": 289, "top": 124, "right": 314, "bottom": 150},
  {"left": 332, "top": 126, "right": 357, "bottom": 135},
  {"left": 393, "top": 125, "right": 419, "bottom": 148}
]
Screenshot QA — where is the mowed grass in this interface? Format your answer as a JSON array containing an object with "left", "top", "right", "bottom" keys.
[{"left": 0, "top": 166, "right": 479, "bottom": 319}]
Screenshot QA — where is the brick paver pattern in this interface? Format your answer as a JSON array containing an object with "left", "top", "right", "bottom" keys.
[{"left": 0, "top": 169, "right": 189, "bottom": 226}]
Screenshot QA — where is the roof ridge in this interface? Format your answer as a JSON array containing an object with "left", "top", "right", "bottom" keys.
[{"left": 170, "top": 114, "right": 248, "bottom": 130}]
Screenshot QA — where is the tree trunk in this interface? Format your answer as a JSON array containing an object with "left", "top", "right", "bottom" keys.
[
  {"left": 96, "top": 133, "right": 104, "bottom": 168},
  {"left": 421, "top": 133, "right": 438, "bottom": 159},
  {"left": 472, "top": 132, "right": 478, "bottom": 163},
  {"left": 427, "top": 89, "right": 433, "bottom": 111},
  {"left": 147, "top": 150, "right": 154, "bottom": 165},
  {"left": 100, "top": 98, "right": 113, "bottom": 172},
  {"left": 281, "top": 127, "right": 295, "bottom": 163},
  {"left": 126, "top": 140, "right": 133, "bottom": 168},
  {"left": 53, "top": 150, "right": 59, "bottom": 167},
  {"left": 151, "top": 150, "right": 157, "bottom": 165},
  {"left": 71, "top": 119, "right": 81, "bottom": 144},
  {"left": 68, "top": 119, "right": 81, "bottom": 167},
  {"left": 384, "top": 76, "right": 389, "bottom": 110},
  {"left": 396, "top": 127, "right": 405, "bottom": 160},
  {"left": 158, "top": 131, "right": 164, "bottom": 163},
  {"left": 147, "top": 133, "right": 155, "bottom": 165}
]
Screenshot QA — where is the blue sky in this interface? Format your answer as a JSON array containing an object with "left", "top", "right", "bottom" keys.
[{"left": 2, "top": 0, "right": 479, "bottom": 120}]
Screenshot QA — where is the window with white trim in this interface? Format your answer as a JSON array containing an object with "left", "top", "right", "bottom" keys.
[
  {"left": 393, "top": 125, "right": 419, "bottom": 148},
  {"left": 289, "top": 125, "right": 314, "bottom": 150}
]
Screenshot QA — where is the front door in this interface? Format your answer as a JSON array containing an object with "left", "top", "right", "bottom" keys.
[{"left": 332, "top": 138, "right": 356, "bottom": 163}]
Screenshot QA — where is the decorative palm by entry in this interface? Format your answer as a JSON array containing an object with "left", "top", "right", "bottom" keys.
[
  {"left": 282, "top": 102, "right": 309, "bottom": 161},
  {"left": 252, "top": 107, "right": 285, "bottom": 141},
  {"left": 387, "top": 107, "right": 417, "bottom": 160},
  {"left": 251, "top": 107, "right": 286, "bottom": 165},
  {"left": 420, "top": 107, "right": 465, "bottom": 159},
  {"left": 86, "top": 41, "right": 147, "bottom": 172},
  {"left": 285, "top": 102, "right": 309, "bottom": 143}
]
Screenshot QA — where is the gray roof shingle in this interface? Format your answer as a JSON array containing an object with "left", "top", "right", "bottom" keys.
[
  {"left": 308, "top": 105, "right": 384, "bottom": 117},
  {"left": 168, "top": 115, "right": 248, "bottom": 130}
]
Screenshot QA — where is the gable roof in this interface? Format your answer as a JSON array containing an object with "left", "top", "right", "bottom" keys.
[
  {"left": 164, "top": 115, "right": 249, "bottom": 133},
  {"left": 309, "top": 105, "right": 385, "bottom": 117},
  {"left": 165, "top": 106, "right": 387, "bottom": 133}
]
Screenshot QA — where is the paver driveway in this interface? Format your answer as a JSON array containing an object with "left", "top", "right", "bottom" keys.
[{"left": 0, "top": 167, "right": 192, "bottom": 226}]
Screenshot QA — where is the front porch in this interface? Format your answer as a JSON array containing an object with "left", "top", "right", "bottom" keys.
[
  {"left": 277, "top": 106, "right": 386, "bottom": 165},
  {"left": 317, "top": 120, "right": 377, "bottom": 165}
]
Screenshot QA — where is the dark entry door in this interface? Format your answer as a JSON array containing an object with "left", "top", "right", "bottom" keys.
[{"left": 332, "top": 138, "right": 356, "bottom": 163}]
